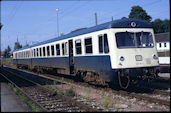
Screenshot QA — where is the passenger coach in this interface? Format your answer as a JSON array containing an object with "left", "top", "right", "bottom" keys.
[{"left": 13, "top": 18, "right": 160, "bottom": 89}]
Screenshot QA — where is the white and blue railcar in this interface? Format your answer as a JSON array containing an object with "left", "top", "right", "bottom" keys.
[{"left": 13, "top": 18, "right": 160, "bottom": 89}]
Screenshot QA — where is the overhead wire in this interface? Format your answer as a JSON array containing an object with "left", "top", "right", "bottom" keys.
[
  {"left": 4, "top": 1, "right": 22, "bottom": 28},
  {"left": 29, "top": 1, "right": 91, "bottom": 38}
]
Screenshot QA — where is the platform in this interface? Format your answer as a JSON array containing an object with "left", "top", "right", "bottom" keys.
[{"left": 1, "top": 78, "right": 32, "bottom": 112}]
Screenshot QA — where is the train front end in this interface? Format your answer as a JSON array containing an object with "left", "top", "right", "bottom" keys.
[{"left": 109, "top": 19, "right": 160, "bottom": 89}]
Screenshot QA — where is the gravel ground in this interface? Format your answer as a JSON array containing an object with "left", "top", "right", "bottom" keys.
[{"left": 48, "top": 83, "right": 170, "bottom": 112}]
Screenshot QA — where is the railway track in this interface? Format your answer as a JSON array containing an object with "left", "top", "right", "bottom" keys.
[
  {"left": 1, "top": 65, "right": 170, "bottom": 110},
  {"left": 0, "top": 67, "right": 99, "bottom": 112}
]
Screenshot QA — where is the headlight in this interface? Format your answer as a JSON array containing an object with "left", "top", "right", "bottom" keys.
[
  {"left": 120, "top": 56, "right": 125, "bottom": 61},
  {"left": 153, "top": 54, "right": 158, "bottom": 59}
]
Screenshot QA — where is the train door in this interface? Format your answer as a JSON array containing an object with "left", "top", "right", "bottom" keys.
[{"left": 68, "top": 40, "right": 74, "bottom": 74}]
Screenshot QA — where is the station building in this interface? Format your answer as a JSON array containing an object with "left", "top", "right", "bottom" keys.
[
  {"left": 155, "top": 32, "right": 170, "bottom": 53},
  {"left": 154, "top": 32, "right": 170, "bottom": 65}
]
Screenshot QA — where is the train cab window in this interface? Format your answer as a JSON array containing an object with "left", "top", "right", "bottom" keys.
[
  {"left": 85, "top": 38, "right": 93, "bottom": 54},
  {"left": 75, "top": 39, "right": 82, "bottom": 54},
  {"left": 51, "top": 45, "right": 54, "bottom": 56},
  {"left": 47, "top": 46, "right": 50, "bottom": 56},
  {"left": 36, "top": 48, "right": 39, "bottom": 57},
  {"left": 43, "top": 47, "right": 46, "bottom": 56},
  {"left": 98, "top": 34, "right": 109, "bottom": 53},
  {"left": 39, "top": 48, "right": 42, "bottom": 56},
  {"left": 116, "top": 32, "right": 154, "bottom": 48},
  {"left": 62, "top": 43, "right": 65, "bottom": 55},
  {"left": 56, "top": 44, "right": 60, "bottom": 55}
]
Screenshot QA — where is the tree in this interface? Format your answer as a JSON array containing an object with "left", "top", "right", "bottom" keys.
[
  {"left": 162, "top": 19, "right": 170, "bottom": 33},
  {"left": 151, "top": 19, "right": 163, "bottom": 33},
  {"left": 4, "top": 45, "right": 11, "bottom": 58},
  {"left": 151, "top": 19, "right": 170, "bottom": 33},
  {"left": 14, "top": 41, "right": 22, "bottom": 50},
  {"left": 24, "top": 43, "right": 29, "bottom": 47},
  {"left": 129, "top": 5, "right": 152, "bottom": 22}
]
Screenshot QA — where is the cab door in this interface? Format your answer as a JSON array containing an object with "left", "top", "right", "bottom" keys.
[{"left": 68, "top": 40, "right": 74, "bottom": 74}]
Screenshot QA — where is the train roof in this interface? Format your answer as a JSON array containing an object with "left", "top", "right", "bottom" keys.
[{"left": 14, "top": 18, "right": 153, "bottom": 52}]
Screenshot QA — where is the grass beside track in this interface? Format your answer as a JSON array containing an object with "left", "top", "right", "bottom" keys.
[
  {"left": 7, "top": 83, "right": 44, "bottom": 112},
  {"left": 1, "top": 58, "right": 13, "bottom": 65}
]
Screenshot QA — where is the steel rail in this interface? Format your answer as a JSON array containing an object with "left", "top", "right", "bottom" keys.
[
  {"left": 0, "top": 73, "right": 48, "bottom": 112},
  {"left": 1, "top": 68, "right": 99, "bottom": 112},
  {"left": 2, "top": 66, "right": 170, "bottom": 107}
]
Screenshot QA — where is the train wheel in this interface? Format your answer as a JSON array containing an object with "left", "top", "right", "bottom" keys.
[{"left": 118, "top": 70, "right": 130, "bottom": 89}]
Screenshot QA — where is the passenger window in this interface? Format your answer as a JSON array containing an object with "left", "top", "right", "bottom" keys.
[
  {"left": 104, "top": 34, "right": 109, "bottom": 53},
  {"left": 159, "top": 43, "right": 162, "bottom": 48},
  {"left": 65, "top": 42, "right": 68, "bottom": 55},
  {"left": 40, "top": 48, "right": 42, "bottom": 56},
  {"left": 75, "top": 40, "right": 82, "bottom": 54},
  {"left": 56, "top": 44, "right": 60, "bottom": 55},
  {"left": 62, "top": 43, "right": 65, "bottom": 55},
  {"left": 34, "top": 49, "right": 36, "bottom": 57},
  {"left": 98, "top": 34, "right": 109, "bottom": 53},
  {"left": 98, "top": 35, "right": 103, "bottom": 53},
  {"left": 47, "top": 46, "right": 50, "bottom": 56},
  {"left": 51, "top": 45, "right": 54, "bottom": 56},
  {"left": 37, "top": 48, "right": 39, "bottom": 57},
  {"left": 85, "top": 38, "right": 92, "bottom": 53},
  {"left": 43, "top": 47, "right": 46, "bottom": 56}
]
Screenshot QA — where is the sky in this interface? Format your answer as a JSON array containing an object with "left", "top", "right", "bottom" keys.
[{"left": 1, "top": 0, "right": 170, "bottom": 51}]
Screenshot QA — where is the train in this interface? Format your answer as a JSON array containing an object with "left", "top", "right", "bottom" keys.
[{"left": 13, "top": 18, "right": 160, "bottom": 89}]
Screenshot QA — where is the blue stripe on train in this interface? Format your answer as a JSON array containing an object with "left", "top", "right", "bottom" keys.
[{"left": 13, "top": 55, "right": 116, "bottom": 82}]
